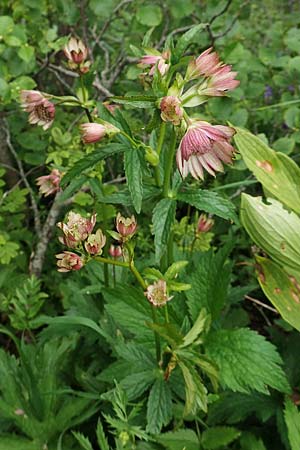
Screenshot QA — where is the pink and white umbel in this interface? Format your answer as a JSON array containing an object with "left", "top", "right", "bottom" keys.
[
  {"left": 139, "top": 50, "right": 170, "bottom": 76},
  {"left": 36, "top": 169, "right": 61, "bottom": 197},
  {"left": 20, "top": 90, "right": 55, "bottom": 130},
  {"left": 57, "top": 212, "right": 97, "bottom": 249},
  {"left": 176, "top": 120, "right": 236, "bottom": 180},
  {"left": 56, "top": 251, "right": 84, "bottom": 273},
  {"left": 145, "top": 280, "right": 173, "bottom": 307}
]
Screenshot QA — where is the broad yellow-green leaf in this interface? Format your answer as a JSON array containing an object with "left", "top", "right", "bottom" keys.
[
  {"left": 256, "top": 257, "right": 300, "bottom": 332},
  {"left": 234, "top": 127, "right": 300, "bottom": 213},
  {"left": 241, "top": 194, "right": 300, "bottom": 273}
]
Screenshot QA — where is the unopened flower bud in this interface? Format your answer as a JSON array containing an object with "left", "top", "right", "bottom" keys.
[
  {"left": 145, "top": 146, "right": 159, "bottom": 166},
  {"left": 36, "top": 169, "right": 61, "bottom": 197},
  {"left": 84, "top": 229, "right": 106, "bottom": 255},
  {"left": 56, "top": 251, "right": 84, "bottom": 272},
  {"left": 64, "top": 37, "right": 88, "bottom": 65},
  {"left": 109, "top": 244, "right": 123, "bottom": 258},
  {"left": 80, "top": 122, "right": 119, "bottom": 144},
  {"left": 116, "top": 213, "right": 137, "bottom": 239},
  {"left": 197, "top": 213, "right": 214, "bottom": 233},
  {"left": 160, "top": 96, "right": 183, "bottom": 126},
  {"left": 145, "top": 280, "right": 173, "bottom": 307},
  {"left": 14, "top": 409, "right": 25, "bottom": 416}
]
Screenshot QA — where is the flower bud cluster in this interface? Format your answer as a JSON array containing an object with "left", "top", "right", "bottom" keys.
[{"left": 56, "top": 212, "right": 106, "bottom": 272}]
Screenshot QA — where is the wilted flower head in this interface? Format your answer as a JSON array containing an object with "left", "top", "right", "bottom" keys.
[
  {"left": 116, "top": 213, "right": 137, "bottom": 239},
  {"left": 176, "top": 120, "right": 236, "bottom": 180},
  {"left": 57, "top": 212, "right": 96, "bottom": 247},
  {"left": 199, "top": 64, "right": 240, "bottom": 96},
  {"left": 36, "top": 169, "right": 61, "bottom": 197},
  {"left": 145, "top": 280, "right": 172, "bottom": 307},
  {"left": 20, "top": 90, "right": 55, "bottom": 130},
  {"left": 197, "top": 214, "right": 214, "bottom": 233},
  {"left": 80, "top": 122, "right": 119, "bottom": 144},
  {"left": 56, "top": 251, "right": 84, "bottom": 272},
  {"left": 64, "top": 37, "right": 88, "bottom": 64},
  {"left": 109, "top": 244, "right": 123, "bottom": 258},
  {"left": 186, "top": 47, "right": 220, "bottom": 80},
  {"left": 139, "top": 50, "right": 170, "bottom": 76},
  {"left": 84, "top": 229, "right": 106, "bottom": 255},
  {"left": 160, "top": 96, "right": 183, "bottom": 125}
]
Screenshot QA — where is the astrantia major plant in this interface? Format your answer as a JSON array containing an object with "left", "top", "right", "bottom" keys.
[{"left": 18, "top": 29, "right": 291, "bottom": 447}]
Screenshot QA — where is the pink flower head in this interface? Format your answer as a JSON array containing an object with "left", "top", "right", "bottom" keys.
[
  {"left": 109, "top": 244, "right": 123, "bottom": 258},
  {"left": 176, "top": 120, "right": 236, "bottom": 180},
  {"left": 84, "top": 229, "right": 106, "bottom": 255},
  {"left": 56, "top": 251, "right": 84, "bottom": 272},
  {"left": 145, "top": 280, "right": 173, "bottom": 307},
  {"left": 36, "top": 169, "right": 61, "bottom": 197},
  {"left": 80, "top": 122, "right": 119, "bottom": 144},
  {"left": 197, "top": 214, "right": 214, "bottom": 233},
  {"left": 200, "top": 64, "right": 240, "bottom": 96},
  {"left": 64, "top": 37, "right": 88, "bottom": 64},
  {"left": 139, "top": 50, "right": 170, "bottom": 76},
  {"left": 116, "top": 213, "right": 137, "bottom": 239},
  {"left": 57, "top": 212, "right": 97, "bottom": 247},
  {"left": 186, "top": 47, "right": 220, "bottom": 80},
  {"left": 160, "top": 96, "right": 183, "bottom": 126},
  {"left": 20, "top": 90, "right": 55, "bottom": 130}
]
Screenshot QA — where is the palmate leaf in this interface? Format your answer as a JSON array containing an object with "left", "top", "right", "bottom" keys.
[
  {"left": 206, "top": 328, "right": 290, "bottom": 395},
  {"left": 96, "top": 420, "right": 110, "bottom": 450},
  {"left": 284, "top": 398, "right": 300, "bottom": 450},
  {"left": 178, "top": 360, "right": 207, "bottom": 415},
  {"left": 177, "top": 188, "right": 237, "bottom": 222},
  {"left": 234, "top": 127, "right": 300, "bottom": 213},
  {"left": 152, "top": 198, "right": 176, "bottom": 263},
  {"left": 146, "top": 375, "right": 173, "bottom": 434},
  {"left": 201, "top": 426, "right": 241, "bottom": 450},
  {"left": 124, "top": 148, "right": 143, "bottom": 213},
  {"left": 61, "top": 143, "right": 127, "bottom": 187},
  {"left": 186, "top": 244, "right": 233, "bottom": 321}
]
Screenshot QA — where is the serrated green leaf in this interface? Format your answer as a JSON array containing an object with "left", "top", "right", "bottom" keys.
[
  {"left": 156, "top": 429, "right": 199, "bottom": 450},
  {"left": 121, "top": 370, "right": 156, "bottom": 400},
  {"left": 284, "top": 398, "right": 300, "bottom": 450},
  {"left": 186, "top": 246, "right": 232, "bottom": 321},
  {"left": 241, "top": 195, "right": 300, "bottom": 273},
  {"left": 201, "top": 426, "right": 241, "bottom": 449},
  {"left": 61, "top": 143, "right": 127, "bottom": 187},
  {"left": 153, "top": 198, "right": 176, "bottom": 263},
  {"left": 178, "top": 360, "right": 207, "bottom": 415},
  {"left": 72, "top": 431, "right": 93, "bottom": 450},
  {"left": 96, "top": 420, "right": 110, "bottom": 450},
  {"left": 58, "top": 174, "right": 89, "bottom": 202},
  {"left": 177, "top": 189, "right": 237, "bottom": 222},
  {"left": 234, "top": 127, "right": 300, "bottom": 213},
  {"left": 207, "top": 392, "right": 277, "bottom": 425},
  {"left": 146, "top": 376, "right": 172, "bottom": 433},
  {"left": 0, "top": 436, "right": 40, "bottom": 450},
  {"left": 206, "top": 328, "right": 290, "bottom": 394},
  {"left": 182, "top": 309, "right": 209, "bottom": 348},
  {"left": 148, "top": 322, "right": 183, "bottom": 348},
  {"left": 164, "top": 260, "right": 188, "bottom": 280},
  {"left": 18, "top": 45, "right": 35, "bottom": 63},
  {"left": 125, "top": 149, "right": 143, "bottom": 213},
  {"left": 240, "top": 432, "right": 267, "bottom": 450},
  {"left": 256, "top": 257, "right": 300, "bottom": 331}
]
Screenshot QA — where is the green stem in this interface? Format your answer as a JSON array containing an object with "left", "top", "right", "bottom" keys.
[
  {"left": 94, "top": 256, "right": 129, "bottom": 268},
  {"left": 151, "top": 306, "right": 161, "bottom": 362},
  {"left": 164, "top": 303, "right": 169, "bottom": 323},
  {"left": 79, "top": 75, "right": 93, "bottom": 122},
  {"left": 129, "top": 261, "right": 147, "bottom": 289},
  {"left": 154, "top": 121, "right": 167, "bottom": 187},
  {"left": 163, "top": 129, "right": 177, "bottom": 197}
]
